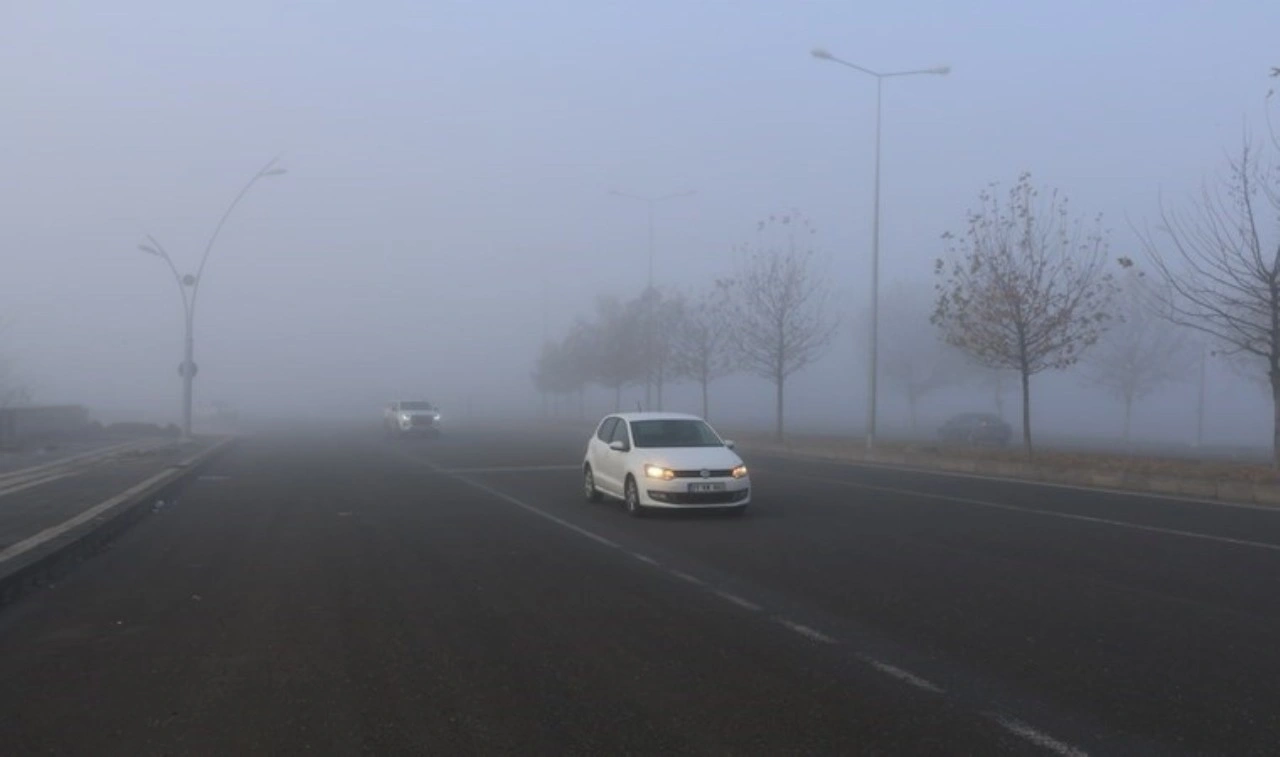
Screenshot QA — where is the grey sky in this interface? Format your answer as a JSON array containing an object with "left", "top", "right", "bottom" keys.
[{"left": 1, "top": 1, "right": 1276, "bottom": 443}]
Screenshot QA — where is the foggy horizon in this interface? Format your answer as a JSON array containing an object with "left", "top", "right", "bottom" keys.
[{"left": 2, "top": 1, "right": 1277, "bottom": 447}]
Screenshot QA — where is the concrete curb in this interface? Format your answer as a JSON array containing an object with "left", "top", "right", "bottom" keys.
[
  {"left": 0, "top": 436, "right": 238, "bottom": 608},
  {"left": 745, "top": 442, "right": 1280, "bottom": 508}
]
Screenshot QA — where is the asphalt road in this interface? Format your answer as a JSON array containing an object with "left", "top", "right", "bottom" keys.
[{"left": 1, "top": 424, "right": 1279, "bottom": 755}]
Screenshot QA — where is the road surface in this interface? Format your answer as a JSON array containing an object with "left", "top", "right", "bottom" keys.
[{"left": 1, "top": 423, "right": 1277, "bottom": 755}]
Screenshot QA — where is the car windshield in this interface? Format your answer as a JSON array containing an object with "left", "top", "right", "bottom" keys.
[
  {"left": 630, "top": 419, "right": 723, "bottom": 448},
  {"left": 399, "top": 402, "right": 433, "bottom": 411}
]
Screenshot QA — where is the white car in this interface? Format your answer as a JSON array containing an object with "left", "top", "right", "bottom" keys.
[
  {"left": 384, "top": 400, "right": 442, "bottom": 438},
  {"left": 582, "top": 412, "right": 750, "bottom": 516}
]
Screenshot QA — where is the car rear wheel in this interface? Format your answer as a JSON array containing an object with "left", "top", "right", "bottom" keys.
[
  {"left": 583, "top": 466, "right": 602, "bottom": 503},
  {"left": 624, "top": 476, "right": 645, "bottom": 517}
]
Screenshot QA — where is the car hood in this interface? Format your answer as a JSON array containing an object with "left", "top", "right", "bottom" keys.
[{"left": 638, "top": 446, "right": 743, "bottom": 470}]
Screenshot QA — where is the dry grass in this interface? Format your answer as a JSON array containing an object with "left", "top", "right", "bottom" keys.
[{"left": 736, "top": 432, "right": 1280, "bottom": 485}]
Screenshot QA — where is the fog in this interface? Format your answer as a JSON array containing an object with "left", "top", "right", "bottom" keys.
[{"left": 2, "top": 2, "right": 1277, "bottom": 448}]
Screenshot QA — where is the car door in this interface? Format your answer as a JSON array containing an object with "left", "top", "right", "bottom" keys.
[
  {"left": 589, "top": 417, "right": 618, "bottom": 490},
  {"left": 599, "top": 418, "right": 632, "bottom": 496}
]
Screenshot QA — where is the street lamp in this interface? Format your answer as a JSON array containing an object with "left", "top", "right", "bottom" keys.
[
  {"left": 609, "top": 188, "right": 697, "bottom": 410},
  {"left": 811, "top": 47, "right": 949, "bottom": 451},
  {"left": 608, "top": 189, "right": 697, "bottom": 291},
  {"left": 139, "top": 156, "right": 286, "bottom": 440}
]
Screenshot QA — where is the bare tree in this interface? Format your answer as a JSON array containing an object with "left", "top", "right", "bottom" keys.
[
  {"left": 0, "top": 322, "right": 29, "bottom": 411},
  {"left": 877, "top": 282, "right": 970, "bottom": 433},
  {"left": 0, "top": 357, "right": 28, "bottom": 410},
  {"left": 642, "top": 287, "right": 683, "bottom": 411},
  {"left": 933, "top": 173, "right": 1117, "bottom": 457},
  {"left": 1083, "top": 269, "right": 1194, "bottom": 443},
  {"left": 589, "top": 295, "right": 647, "bottom": 410},
  {"left": 967, "top": 365, "right": 1016, "bottom": 419},
  {"left": 1137, "top": 141, "right": 1280, "bottom": 464},
  {"left": 669, "top": 290, "right": 738, "bottom": 420},
  {"left": 531, "top": 336, "right": 588, "bottom": 418},
  {"left": 723, "top": 211, "right": 838, "bottom": 441}
]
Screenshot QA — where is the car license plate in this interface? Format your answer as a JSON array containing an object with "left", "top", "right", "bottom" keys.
[{"left": 688, "top": 482, "right": 725, "bottom": 493}]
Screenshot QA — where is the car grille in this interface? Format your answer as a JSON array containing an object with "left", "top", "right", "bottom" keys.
[
  {"left": 672, "top": 469, "right": 735, "bottom": 479},
  {"left": 648, "top": 489, "right": 749, "bottom": 505},
  {"left": 410, "top": 415, "right": 436, "bottom": 426}
]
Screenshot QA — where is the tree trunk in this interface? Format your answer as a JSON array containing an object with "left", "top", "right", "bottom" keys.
[
  {"left": 775, "top": 374, "right": 785, "bottom": 443},
  {"left": 656, "top": 362, "right": 664, "bottom": 412},
  {"left": 1123, "top": 396, "right": 1133, "bottom": 447},
  {"left": 1196, "top": 347, "right": 1207, "bottom": 448},
  {"left": 993, "top": 374, "right": 1005, "bottom": 418},
  {"left": 1272, "top": 369, "right": 1280, "bottom": 468},
  {"left": 1020, "top": 368, "right": 1033, "bottom": 459},
  {"left": 701, "top": 376, "right": 710, "bottom": 421}
]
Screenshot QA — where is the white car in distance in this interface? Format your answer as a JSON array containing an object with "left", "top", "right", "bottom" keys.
[{"left": 583, "top": 412, "right": 750, "bottom": 516}]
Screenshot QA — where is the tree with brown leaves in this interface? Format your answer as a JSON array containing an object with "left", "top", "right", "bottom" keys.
[{"left": 933, "top": 173, "right": 1117, "bottom": 456}]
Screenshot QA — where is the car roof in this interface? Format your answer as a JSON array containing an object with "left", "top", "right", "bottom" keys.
[{"left": 607, "top": 412, "right": 704, "bottom": 422}]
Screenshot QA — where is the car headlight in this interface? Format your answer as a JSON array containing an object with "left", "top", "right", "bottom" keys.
[
  {"left": 400, "top": 414, "right": 411, "bottom": 422},
  {"left": 644, "top": 464, "right": 676, "bottom": 481},
  {"left": 433, "top": 413, "right": 441, "bottom": 421},
  {"left": 732, "top": 465, "right": 748, "bottom": 479}
]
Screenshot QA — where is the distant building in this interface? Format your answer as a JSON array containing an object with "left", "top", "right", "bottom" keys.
[{"left": 0, "top": 405, "right": 91, "bottom": 448}]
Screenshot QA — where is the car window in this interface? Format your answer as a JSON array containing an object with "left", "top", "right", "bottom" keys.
[
  {"left": 596, "top": 417, "right": 618, "bottom": 442},
  {"left": 630, "top": 419, "right": 722, "bottom": 448},
  {"left": 609, "top": 419, "right": 631, "bottom": 447}
]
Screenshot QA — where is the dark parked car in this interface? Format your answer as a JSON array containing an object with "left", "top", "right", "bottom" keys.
[{"left": 938, "top": 413, "right": 1012, "bottom": 446}]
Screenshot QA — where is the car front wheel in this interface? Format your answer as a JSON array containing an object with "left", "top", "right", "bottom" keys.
[
  {"left": 624, "top": 476, "right": 645, "bottom": 517},
  {"left": 583, "top": 466, "right": 602, "bottom": 503}
]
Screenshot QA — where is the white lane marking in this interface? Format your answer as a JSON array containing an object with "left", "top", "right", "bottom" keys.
[
  {"left": 989, "top": 713, "right": 1089, "bottom": 757},
  {"left": 0, "top": 440, "right": 147, "bottom": 487},
  {"left": 713, "top": 589, "right": 762, "bottom": 611},
  {"left": 669, "top": 569, "right": 706, "bottom": 586},
  {"left": 0, "top": 470, "right": 81, "bottom": 499},
  {"left": 759, "top": 449, "right": 1280, "bottom": 512},
  {"left": 0, "top": 441, "right": 231, "bottom": 565},
  {"left": 394, "top": 444, "right": 1096, "bottom": 752},
  {"left": 778, "top": 471, "right": 1280, "bottom": 553},
  {"left": 436, "top": 464, "right": 581, "bottom": 475},
  {"left": 774, "top": 618, "right": 837, "bottom": 644},
  {"left": 859, "top": 656, "right": 945, "bottom": 693},
  {"left": 449, "top": 475, "right": 621, "bottom": 550}
]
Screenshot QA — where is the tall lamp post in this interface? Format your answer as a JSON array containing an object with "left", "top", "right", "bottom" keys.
[
  {"left": 609, "top": 188, "right": 696, "bottom": 410},
  {"left": 811, "top": 48, "right": 949, "bottom": 450},
  {"left": 140, "top": 156, "right": 286, "bottom": 440}
]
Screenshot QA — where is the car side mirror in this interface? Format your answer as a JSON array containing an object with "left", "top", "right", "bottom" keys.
[
  {"left": 723, "top": 440, "right": 736, "bottom": 450},
  {"left": 609, "top": 440, "right": 628, "bottom": 452}
]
